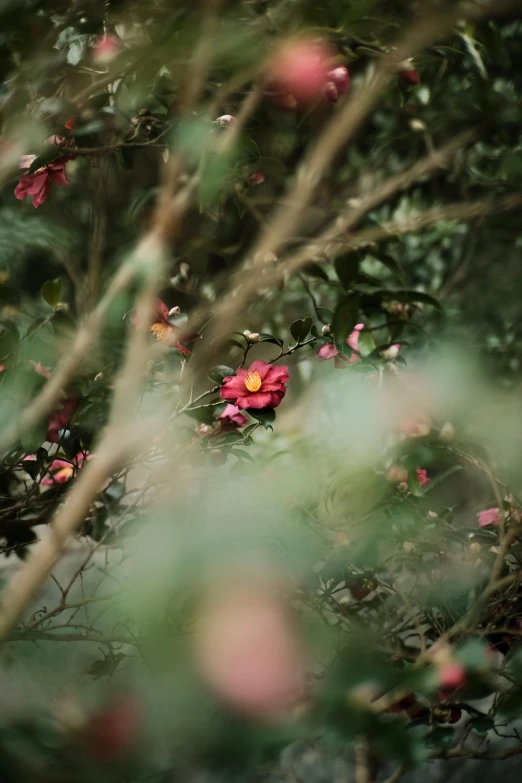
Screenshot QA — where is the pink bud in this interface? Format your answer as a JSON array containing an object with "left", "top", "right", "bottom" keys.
[
  {"left": 416, "top": 468, "right": 430, "bottom": 488},
  {"left": 168, "top": 306, "right": 180, "bottom": 317},
  {"left": 266, "top": 39, "right": 334, "bottom": 104},
  {"left": 326, "top": 66, "right": 351, "bottom": 95},
  {"left": 387, "top": 465, "right": 408, "bottom": 484},
  {"left": 250, "top": 171, "right": 265, "bottom": 185},
  {"left": 400, "top": 68, "right": 421, "bottom": 86},
  {"left": 214, "top": 114, "right": 235, "bottom": 128},
  {"left": 478, "top": 508, "right": 501, "bottom": 528}
]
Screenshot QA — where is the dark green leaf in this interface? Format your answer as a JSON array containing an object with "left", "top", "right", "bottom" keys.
[
  {"left": 184, "top": 406, "right": 216, "bottom": 426},
  {"left": 290, "top": 316, "right": 313, "bottom": 344},
  {"left": 334, "top": 256, "right": 359, "bottom": 289},
  {"left": 115, "top": 146, "right": 134, "bottom": 171},
  {"left": 302, "top": 263, "right": 329, "bottom": 282},
  {"left": 247, "top": 407, "right": 276, "bottom": 430},
  {"left": 41, "top": 278, "right": 62, "bottom": 308},
  {"left": 20, "top": 420, "right": 48, "bottom": 453},
  {"left": 258, "top": 333, "right": 284, "bottom": 347},
  {"left": 332, "top": 293, "right": 361, "bottom": 343},
  {"left": 208, "top": 365, "right": 235, "bottom": 384},
  {"left": 28, "top": 146, "right": 66, "bottom": 175}
]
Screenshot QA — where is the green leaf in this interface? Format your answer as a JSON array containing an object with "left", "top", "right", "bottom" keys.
[
  {"left": 115, "top": 146, "right": 134, "bottom": 171},
  {"left": 332, "top": 293, "right": 361, "bottom": 343},
  {"left": 258, "top": 333, "right": 283, "bottom": 347},
  {"left": 247, "top": 407, "right": 276, "bottom": 430},
  {"left": 208, "top": 365, "right": 235, "bottom": 384},
  {"left": 302, "top": 263, "right": 329, "bottom": 282},
  {"left": 242, "top": 423, "right": 259, "bottom": 438},
  {"left": 470, "top": 717, "right": 494, "bottom": 736},
  {"left": 28, "top": 146, "right": 66, "bottom": 175},
  {"left": 0, "top": 321, "right": 19, "bottom": 362},
  {"left": 20, "top": 420, "right": 48, "bottom": 453},
  {"left": 290, "top": 316, "right": 313, "bottom": 344},
  {"left": 184, "top": 406, "right": 216, "bottom": 426},
  {"left": 41, "top": 278, "right": 62, "bottom": 309},
  {"left": 334, "top": 256, "right": 359, "bottom": 289}
]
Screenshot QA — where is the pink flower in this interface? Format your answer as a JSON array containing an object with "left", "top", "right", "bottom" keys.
[
  {"left": 220, "top": 360, "right": 289, "bottom": 410},
  {"left": 417, "top": 468, "right": 430, "bottom": 488},
  {"left": 41, "top": 452, "right": 91, "bottom": 486},
  {"left": 401, "top": 413, "right": 432, "bottom": 438},
  {"left": 438, "top": 662, "right": 466, "bottom": 691},
  {"left": 30, "top": 361, "right": 78, "bottom": 443},
  {"left": 478, "top": 508, "right": 502, "bottom": 528},
  {"left": 132, "top": 299, "right": 198, "bottom": 356},
  {"left": 266, "top": 39, "right": 334, "bottom": 104},
  {"left": 317, "top": 343, "right": 339, "bottom": 361},
  {"left": 15, "top": 159, "right": 70, "bottom": 208},
  {"left": 92, "top": 35, "right": 121, "bottom": 65},
  {"left": 346, "top": 323, "right": 364, "bottom": 360},
  {"left": 387, "top": 465, "right": 408, "bottom": 484},
  {"left": 317, "top": 324, "right": 364, "bottom": 366},
  {"left": 219, "top": 404, "right": 249, "bottom": 429},
  {"left": 193, "top": 582, "right": 304, "bottom": 720}
]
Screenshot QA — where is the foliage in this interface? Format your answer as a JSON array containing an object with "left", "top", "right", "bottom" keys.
[{"left": 0, "top": 0, "right": 521, "bottom": 781}]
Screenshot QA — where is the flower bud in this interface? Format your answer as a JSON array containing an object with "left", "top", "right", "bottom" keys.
[
  {"left": 168, "top": 306, "right": 180, "bottom": 317},
  {"left": 321, "top": 324, "right": 331, "bottom": 336},
  {"left": 326, "top": 66, "right": 351, "bottom": 95},
  {"left": 266, "top": 38, "right": 334, "bottom": 105},
  {"left": 249, "top": 332, "right": 260, "bottom": 343},
  {"left": 243, "top": 330, "right": 252, "bottom": 340},
  {"left": 92, "top": 35, "right": 121, "bottom": 65},
  {"left": 382, "top": 344, "right": 400, "bottom": 361},
  {"left": 469, "top": 542, "right": 482, "bottom": 556},
  {"left": 439, "top": 422, "right": 455, "bottom": 442},
  {"left": 409, "top": 119, "right": 427, "bottom": 133},
  {"left": 403, "top": 541, "right": 415, "bottom": 554},
  {"left": 214, "top": 114, "right": 235, "bottom": 127}
]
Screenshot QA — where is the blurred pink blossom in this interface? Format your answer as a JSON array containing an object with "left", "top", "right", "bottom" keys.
[{"left": 478, "top": 508, "right": 501, "bottom": 528}]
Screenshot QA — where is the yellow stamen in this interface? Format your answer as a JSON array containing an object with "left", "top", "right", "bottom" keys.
[
  {"left": 150, "top": 322, "right": 169, "bottom": 343},
  {"left": 244, "top": 371, "right": 262, "bottom": 392}
]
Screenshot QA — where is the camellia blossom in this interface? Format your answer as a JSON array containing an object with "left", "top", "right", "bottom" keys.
[
  {"left": 41, "top": 452, "right": 91, "bottom": 486},
  {"left": 93, "top": 34, "right": 121, "bottom": 65},
  {"left": 132, "top": 299, "right": 198, "bottom": 356},
  {"left": 30, "top": 361, "right": 78, "bottom": 443},
  {"left": 266, "top": 38, "right": 334, "bottom": 104},
  {"left": 317, "top": 323, "right": 364, "bottom": 366},
  {"left": 478, "top": 507, "right": 502, "bottom": 528},
  {"left": 15, "top": 158, "right": 70, "bottom": 209},
  {"left": 417, "top": 468, "right": 430, "bottom": 488},
  {"left": 401, "top": 412, "right": 432, "bottom": 438},
  {"left": 193, "top": 579, "right": 304, "bottom": 720},
  {"left": 220, "top": 360, "right": 289, "bottom": 410},
  {"left": 219, "top": 404, "right": 249, "bottom": 429}
]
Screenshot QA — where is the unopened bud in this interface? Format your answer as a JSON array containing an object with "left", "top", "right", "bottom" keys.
[
  {"left": 214, "top": 114, "right": 235, "bottom": 127},
  {"left": 382, "top": 344, "right": 400, "bottom": 361},
  {"left": 469, "top": 542, "right": 481, "bottom": 556},
  {"left": 243, "top": 330, "right": 252, "bottom": 340},
  {"left": 55, "top": 302, "right": 69, "bottom": 314},
  {"left": 439, "top": 422, "right": 455, "bottom": 442},
  {"left": 249, "top": 332, "right": 260, "bottom": 343},
  {"left": 403, "top": 541, "right": 415, "bottom": 554},
  {"left": 427, "top": 510, "right": 438, "bottom": 519},
  {"left": 94, "top": 372, "right": 104, "bottom": 382},
  {"left": 410, "top": 119, "right": 426, "bottom": 133},
  {"left": 168, "top": 306, "right": 180, "bottom": 317},
  {"left": 321, "top": 324, "right": 331, "bottom": 336}
]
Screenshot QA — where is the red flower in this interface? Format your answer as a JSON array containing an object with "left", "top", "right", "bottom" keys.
[
  {"left": 30, "top": 361, "right": 78, "bottom": 443},
  {"left": 41, "top": 452, "right": 91, "bottom": 486},
  {"left": 416, "top": 468, "right": 430, "bottom": 488},
  {"left": 132, "top": 299, "right": 198, "bottom": 356},
  {"left": 266, "top": 39, "right": 334, "bottom": 104},
  {"left": 219, "top": 404, "right": 249, "bottom": 429},
  {"left": 400, "top": 68, "right": 421, "bottom": 85},
  {"left": 220, "top": 360, "right": 289, "bottom": 410},
  {"left": 15, "top": 159, "right": 70, "bottom": 208},
  {"left": 82, "top": 693, "right": 141, "bottom": 761}
]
